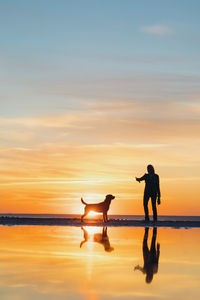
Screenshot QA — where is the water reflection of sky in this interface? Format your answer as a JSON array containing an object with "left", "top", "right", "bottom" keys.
[{"left": 0, "top": 226, "right": 200, "bottom": 299}]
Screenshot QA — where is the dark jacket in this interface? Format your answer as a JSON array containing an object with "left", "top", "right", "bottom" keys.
[{"left": 137, "top": 174, "right": 160, "bottom": 197}]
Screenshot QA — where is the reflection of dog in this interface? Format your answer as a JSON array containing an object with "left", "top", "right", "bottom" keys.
[
  {"left": 80, "top": 227, "right": 114, "bottom": 252},
  {"left": 80, "top": 227, "right": 89, "bottom": 248},
  {"left": 81, "top": 194, "right": 115, "bottom": 222},
  {"left": 94, "top": 227, "right": 114, "bottom": 252}
]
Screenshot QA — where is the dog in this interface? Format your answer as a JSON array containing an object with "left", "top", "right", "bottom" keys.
[
  {"left": 93, "top": 227, "right": 114, "bottom": 252},
  {"left": 81, "top": 194, "right": 115, "bottom": 222},
  {"left": 80, "top": 227, "right": 114, "bottom": 252}
]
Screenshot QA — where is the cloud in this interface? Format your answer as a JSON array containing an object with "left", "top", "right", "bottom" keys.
[
  {"left": 140, "top": 25, "right": 173, "bottom": 36},
  {"left": 0, "top": 98, "right": 200, "bottom": 214},
  {"left": 0, "top": 114, "right": 82, "bottom": 129},
  {"left": 1, "top": 97, "right": 200, "bottom": 150}
]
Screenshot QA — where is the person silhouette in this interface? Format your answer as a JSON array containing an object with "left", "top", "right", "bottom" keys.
[
  {"left": 136, "top": 165, "right": 161, "bottom": 222},
  {"left": 134, "top": 227, "right": 160, "bottom": 284}
]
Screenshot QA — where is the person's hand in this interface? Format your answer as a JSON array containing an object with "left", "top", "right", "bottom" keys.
[
  {"left": 134, "top": 265, "right": 140, "bottom": 271},
  {"left": 157, "top": 197, "right": 161, "bottom": 205},
  {"left": 135, "top": 177, "right": 140, "bottom": 183}
]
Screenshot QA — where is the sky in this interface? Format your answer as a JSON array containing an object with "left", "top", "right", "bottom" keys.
[{"left": 0, "top": 0, "right": 200, "bottom": 215}]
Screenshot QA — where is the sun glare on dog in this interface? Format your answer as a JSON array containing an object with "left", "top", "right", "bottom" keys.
[{"left": 88, "top": 211, "right": 99, "bottom": 217}]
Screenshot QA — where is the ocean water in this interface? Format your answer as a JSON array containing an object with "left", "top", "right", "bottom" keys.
[
  {"left": 0, "top": 225, "right": 199, "bottom": 300},
  {"left": 1, "top": 213, "right": 200, "bottom": 221}
]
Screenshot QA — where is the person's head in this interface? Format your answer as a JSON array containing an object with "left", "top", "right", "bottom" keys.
[
  {"left": 147, "top": 165, "right": 155, "bottom": 174},
  {"left": 146, "top": 272, "right": 153, "bottom": 284}
]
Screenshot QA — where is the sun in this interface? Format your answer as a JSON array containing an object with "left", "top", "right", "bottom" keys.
[{"left": 88, "top": 211, "right": 98, "bottom": 217}]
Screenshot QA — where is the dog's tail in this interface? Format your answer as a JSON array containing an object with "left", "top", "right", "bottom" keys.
[{"left": 81, "top": 197, "right": 87, "bottom": 205}]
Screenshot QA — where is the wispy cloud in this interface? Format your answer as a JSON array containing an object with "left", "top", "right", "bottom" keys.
[
  {"left": 140, "top": 25, "right": 173, "bottom": 36},
  {"left": 0, "top": 99, "right": 200, "bottom": 215},
  {"left": 1, "top": 97, "right": 200, "bottom": 150}
]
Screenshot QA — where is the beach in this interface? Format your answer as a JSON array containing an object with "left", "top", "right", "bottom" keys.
[
  {"left": 0, "top": 216, "right": 200, "bottom": 228},
  {"left": 1, "top": 0, "right": 200, "bottom": 299}
]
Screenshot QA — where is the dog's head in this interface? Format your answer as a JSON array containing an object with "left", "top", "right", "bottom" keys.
[{"left": 105, "top": 194, "right": 115, "bottom": 201}]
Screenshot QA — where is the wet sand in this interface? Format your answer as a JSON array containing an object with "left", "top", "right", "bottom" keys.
[
  {"left": 0, "top": 216, "right": 200, "bottom": 228},
  {"left": 0, "top": 225, "right": 199, "bottom": 299}
]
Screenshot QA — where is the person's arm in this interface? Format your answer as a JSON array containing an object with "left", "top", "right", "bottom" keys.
[
  {"left": 135, "top": 174, "right": 146, "bottom": 183},
  {"left": 156, "top": 175, "right": 161, "bottom": 204},
  {"left": 134, "top": 265, "right": 145, "bottom": 273}
]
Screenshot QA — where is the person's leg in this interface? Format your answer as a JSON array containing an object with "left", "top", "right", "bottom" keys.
[
  {"left": 150, "top": 228, "right": 157, "bottom": 253},
  {"left": 144, "top": 227, "right": 149, "bottom": 240},
  {"left": 150, "top": 228, "right": 159, "bottom": 273},
  {"left": 143, "top": 193, "right": 150, "bottom": 221},
  {"left": 143, "top": 227, "right": 149, "bottom": 262},
  {"left": 151, "top": 195, "right": 157, "bottom": 221}
]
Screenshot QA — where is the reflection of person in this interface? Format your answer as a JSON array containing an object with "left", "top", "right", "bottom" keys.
[
  {"left": 134, "top": 227, "right": 160, "bottom": 284},
  {"left": 80, "top": 227, "right": 114, "bottom": 252},
  {"left": 136, "top": 164, "right": 161, "bottom": 221}
]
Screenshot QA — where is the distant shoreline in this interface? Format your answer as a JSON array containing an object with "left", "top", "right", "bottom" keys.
[{"left": 1, "top": 217, "right": 200, "bottom": 228}]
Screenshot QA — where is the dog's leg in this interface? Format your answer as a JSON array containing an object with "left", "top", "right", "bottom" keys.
[
  {"left": 103, "top": 213, "right": 107, "bottom": 223},
  {"left": 81, "top": 207, "right": 89, "bottom": 222},
  {"left": 81, "top": 213, "right": 87, "bottom": 222},
  {"left": 102, "top": 227, "right": 107, "bottom": 236},
  {"left": 80, "top": 227, "right": 89, "bottom": 247},
  {"left": 105, "top": 212, "right": 108, "bottom": 222}
]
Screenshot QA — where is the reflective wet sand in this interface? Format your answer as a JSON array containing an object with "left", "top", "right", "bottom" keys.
[{"left": 0, "top": 226, "right": 199, "bottom": 299}]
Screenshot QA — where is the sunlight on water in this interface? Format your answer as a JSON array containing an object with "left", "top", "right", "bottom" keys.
[
  {"left": 82, "top": 226, "right": 99, "bottom": 235},
  {"left": 0, "top": 226, "right": 199, "bottom": 299}
]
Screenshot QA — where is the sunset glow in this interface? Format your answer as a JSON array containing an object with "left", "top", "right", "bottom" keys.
[
  {"left": 0, "top": 226, "right": 200, "bottom": 299},
  {"left": 0, "top": 1, "right": 200, "bottom": 216},
  {"left": 1, "top": 2, "right": 200, "bottom": 300}
]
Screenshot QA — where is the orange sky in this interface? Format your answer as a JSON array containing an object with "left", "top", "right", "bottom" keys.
[
  {"left": 0, "top": 109, "right": 200, "bottom": 215},
  {"left": 1, "top": 2, "right": 200, "bottom": 216}
]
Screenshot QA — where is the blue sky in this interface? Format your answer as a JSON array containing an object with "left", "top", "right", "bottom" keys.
[
  {"left": 1, "top": 0, "right": 200, "bottom": 117},
  {"left": 1, "top": 0, "right": 200, "bottom": 56}
]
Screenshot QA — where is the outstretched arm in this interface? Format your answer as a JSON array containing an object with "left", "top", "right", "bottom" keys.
[
  {"left": 134, "top": 265, "right": 145, "bottom": 273},
  {"left": 135, "top": 174, "right": 146, "bottom": 183}
]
